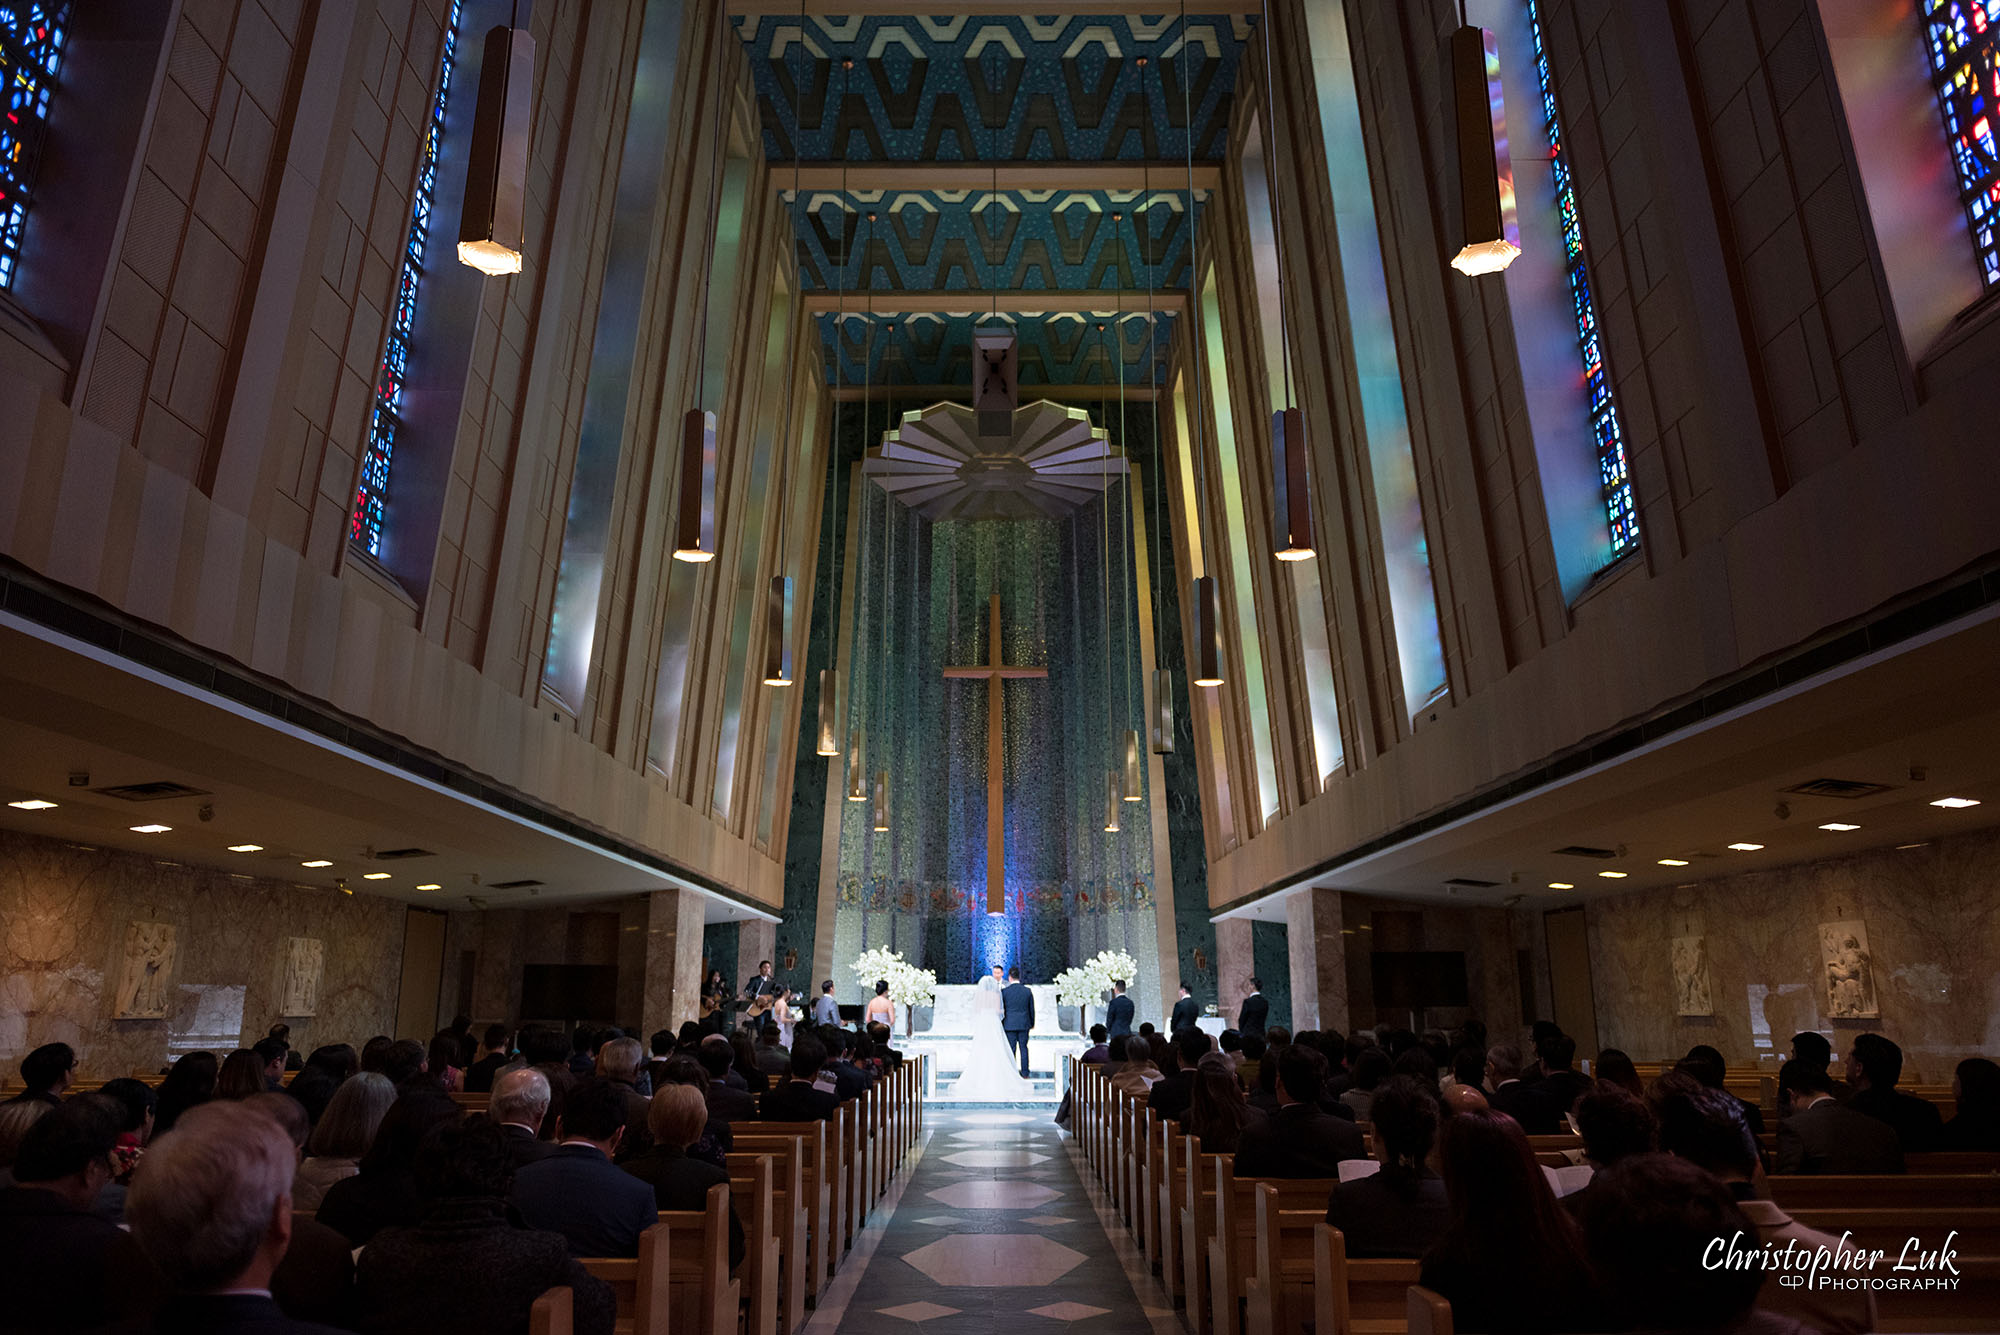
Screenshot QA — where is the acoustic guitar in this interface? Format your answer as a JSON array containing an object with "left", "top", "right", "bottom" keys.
[{"left": 742, "top": 994, "right": 779, "bottom": 1020}]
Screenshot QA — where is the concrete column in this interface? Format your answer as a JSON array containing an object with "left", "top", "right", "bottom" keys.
[
  {"left": 1285, "top": 887, "right": 1348, "bottom": 1033},
  {"left": 643, "top": 888, "right": 705, "bottom": 1037},
  {"left": 1216, "top": 917, "right": 1254, "bottom": 1030},
  {"left": 737, "top": 920, "right": 776, "bottom": 995}
]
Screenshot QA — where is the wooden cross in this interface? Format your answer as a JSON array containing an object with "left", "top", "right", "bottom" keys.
[{"left": 942, "top": 592, "right": 1048, "bottom": 915}]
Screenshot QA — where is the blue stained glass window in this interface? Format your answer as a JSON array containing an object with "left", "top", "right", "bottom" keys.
[
  {"left": 1526, "top": 0, "right": 1638, "bottom": 560},
  {"left": 0, "top": 2, "right": 72, "bottom": 289},
  {"left": 351, "top": 1, "right": 463, "bottom": 558},
  {"left": 1920, "top": 0, "right": 2000, "bottom": 288}
]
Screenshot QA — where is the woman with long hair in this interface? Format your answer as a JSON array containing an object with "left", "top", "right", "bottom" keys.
[
  {"left": 1184, "top": 1052, "right": 1258, "bottom": 1154},
  {"left": 1328, "top": 1076, "right": 1448, "bottom": 1257},
  {"left": 1592, "top": 1047, "right": 1643, "bottom": 1098},
  {"left": 728, "top": 1029, "right": 769, "bottom": 1096},
  {"left": 152, "top": 1050, "right": 219, "bottom": 1133},
  {"left": 1420, "top": 1108, "right": 1604, "bottom": 1332},
  {"left": 427, "top": 1032, "right": 465, "bottom": 1093},
  {"left": 1945, "top": 1056, "right": 2000, "bottom": 1150},
  {"left": 215, "top": 1048, "right": 268, "bottom": 1100},
  {"left": 315, "top": 1088, "right": 462, "bottom": 1247},
  {"left": 285, "top": 1043, "right": 359, "bottom": 1124},
  {"left": 295, "top": 1070, "right": 396, "bottom": 1211}
]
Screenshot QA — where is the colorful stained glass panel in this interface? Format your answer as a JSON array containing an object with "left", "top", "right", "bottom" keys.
[
  {"left": 1920, "top": 0, "right": 2000, "bottom": 288},
  {"left": 0, "top": 3, "right": 72, "bottom": 288}
]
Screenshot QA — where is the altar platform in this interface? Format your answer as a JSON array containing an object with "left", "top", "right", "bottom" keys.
[{"left": 896, "top": 982, "right": 1082, "bottom": 1104}]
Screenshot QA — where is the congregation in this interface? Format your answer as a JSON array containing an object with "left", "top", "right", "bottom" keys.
[{"left": 0, "top": 1015, "right": 912, "bottom": 1335}]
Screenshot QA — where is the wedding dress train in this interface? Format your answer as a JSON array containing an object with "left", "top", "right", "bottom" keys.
[{"left": 949, "top": 976, "right": 1036, "bottom": 1100}]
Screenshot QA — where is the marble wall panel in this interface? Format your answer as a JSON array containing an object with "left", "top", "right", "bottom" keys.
[
  {"left": 0, "top": 828, "right": 404, "bottom": 1078},
  {"left": 1587, "top": 827, "right": 2000, "bottom": 1080}
]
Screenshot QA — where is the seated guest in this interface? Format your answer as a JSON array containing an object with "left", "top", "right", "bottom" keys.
[
  {"left": 1184, "top": 1053, "right": 1261, "bottom": 1154},
  {"left": 0, "top": 1097, "right": 160, "bottom": 1331},
  {"left": 294, "top": 1071, "right": 393, "bottom": 1211},
  {"left": 1326, "top": 1076, "right": 1448, "bottom": 1258},
  {"left": 1574, "top": 1155, "right": 1796, "bottom": 1335},
  {"left": 1846, "top": 1033, "right": 1944, "bottom": 1153},
  {"left": 1943, "top": 1056, "right": 2000, "bottom": 1151},
  {"left": 1420, "top": 1108, "right": 1602, "bottom": 1333},
  {"left": 284, "top": 1045, "right": 358, "bottom": 1126},
  {"left": 151, "top": 1051, "right": 219, "bottom": 1136},
  {"left": 126, "top": 1100, "right": 346, "bottom": 1335},
  {"left": 1237, "top": 1032, "right": 1266, "bottom": 1090},
  {"left": 818, "top": 1026, "right": 871, "bottom": 1101},
  {"left": 699, "top": 1036, "right": 757, "bottom": 1122},
  {"left": 567, "top": 1028, "right": 602, "bottom": 1079},
  {"left": 1532, "top": 1034, "right": 1594, "bottom": 1129},
  {"left": 511, "top": 1079, "right": 658, "bottom": 1258},
  {"left": 520, "top": 1026, "right": 577, "bottom": 1139},
  {"left": 1440, "top": 1083, "right": 1488, "bottom": 1117},
  {"left": 761, "top": 1035, "right": 840, "bottom": 1123},
  {"left": 866, "top": 1022, "right": 903, "bottom": 1070},
  {"left": 1560, "top": 1086, "right": 1655, "bottom": 1215},
  {"left": 1339, "top": 1048, "right": 1391, "bottom": 1122},
  {"left": 359, "top": 1036, "right": 394, "bottom": 1074},
  {"left": 619, "top": 1085, "right": 747, "bottom": 1272},
  {"left": 1678, "top": 1044, "right": 1765, "bottom": 1136},
  {"left": 595, "top": 1036, "right": 652, "bottom": 1160},
  {"left": 240, "top": 1096, "right": 361, "bottom": 1329},
  {"left": 251, "top": 1037, "right": 291, "bottom": 1093},
  {"left": 1109, "top": 1035, "right": 1164, "bottom": 1099},
  {"left": 1080, "top": 1025, "right": 1111, "bottom": 1064},
  {"left": 461, "top": 1025, "right": 511, "bottom": 1094},
  {"left": 651, "top": 1056, "right": 732, "bottom": 1168},
  {"left": 1147, "top": 1028, "right": 1210, "bottom": 1123},
  {"left": 1233, "top": 1047, "right": 1366, "bottom": 1178},
  {"left": 423, "top": 1034, "right": 464, "bottom": 1093},
  {"left": 1444, "top": 1047, "right": 1485, "bottom": 1095},
  {"left": 731, "top": 1031, "right": 772, "bottom": 1095},
  {"left": 96, "top": 1077, "right": 157, "bottom": 1190},
  {"left": 216, "top": 1049, "right": 269, "bottom": 1101},
  {"left": 315, "top": 1089, "right": 461, "bottom": 1246},
  {"left": 1776, "top": 1059, "right": 1903, "bottom": 1175},
  {"left": 1484, "top": 1044, "right": 1556, "bottom": 1133},
  {"left": 4, "top": 1042, "right": 75, "bottom": 1107},
  {"left": 1592, "top": 1047, "right": 1643, "bottom": 1098},
  {"left": 754, "top": 1023, "right": 792, "bottom": 1079},
  {"left": 1655, "top": 1084, "right": 1875, "bottom": 1335},
  {"left": 379, "top": 1039, "right": 430, "bottom": 1091},
  {"left": 1101, "top": 1033, "right": 1131, "bottom": 1078},
  {"left": 0, "top": 1098, "right": 53, "bottom": 1180},
  {"left": 1392, "top": 1046, "right": 1441, "bottom": 1093},
  {"left": 491, "top": 1068, "right": 556, "bottom": 1169},
  {"left": 643, "top": 1029, "right": 678, "bottom": 1094},
  {"left": 1217, "top": 1028, "right": 1243, "bottom": 1077},
  {"left": 355, "top": 1118, "right": 615, "bottom": 1335},
  {"left": 1778, "top": 1031, "right": 1849, "bottom": 1118}
]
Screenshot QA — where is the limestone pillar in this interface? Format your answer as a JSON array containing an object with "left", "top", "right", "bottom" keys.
[
  {"left": 1216, "top": 917, "right": 1255, "bottom": 1030},
  {"left": 737, "top": 920, "right": 776, "bottom": 995},
  {"left": 1285, "top": 887, "right": 1348, "bottom": 1033},
  {"left": 643, "top": 888, "right": 705, "bottom": 1037}
]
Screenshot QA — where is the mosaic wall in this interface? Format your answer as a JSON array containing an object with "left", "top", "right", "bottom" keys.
[{"left": 1253, "top": 919, "right": 1293, "bottom": 1033}]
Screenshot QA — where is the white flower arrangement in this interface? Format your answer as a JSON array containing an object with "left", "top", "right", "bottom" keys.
[
  {"left": 849, "top": 946, "right": 938, "bottom": 1010},
  {"left": 1053, "top": 949, "right": 1140, "bottom": 1007}
]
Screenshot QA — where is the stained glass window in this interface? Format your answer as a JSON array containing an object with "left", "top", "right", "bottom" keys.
[
  {"left": 1920, "top": 0, "right": 2000, "bottom": 288},
  {"left": 351, "top": 1, "right": 463, "bottom": 559},
  {"left": 1527, "top": 0, "right": 1639, "bottom": 560},
  {"left": 0, "top": 2, "right": 72, "bottom": 289}
]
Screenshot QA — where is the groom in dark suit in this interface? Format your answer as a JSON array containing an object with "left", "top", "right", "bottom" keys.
[
  {"left": 1105, "top": 979, "right": 1135, "bottom": 1040},
  {"left": 1001, "top": 968, "right": 1035, "bottom": 1078}
]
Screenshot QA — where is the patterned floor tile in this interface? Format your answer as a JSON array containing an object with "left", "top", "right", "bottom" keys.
[
  {"left": 1028, "top": 1302, "right": 1111, "bottom": 1321},
  {"left": 878, "top": 1302, "right": 963, "bottom": 1322},
  {"left": 901, "top": 1234, "right": 1087, "bottom": 1286}
]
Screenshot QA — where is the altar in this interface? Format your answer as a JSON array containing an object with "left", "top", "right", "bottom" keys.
[
  {"left": 924, "top": 983, "right": 1070, "bottom": 1038},
  {"left": 898, "top": 983, "right": 1081, "bottom": 1104}
]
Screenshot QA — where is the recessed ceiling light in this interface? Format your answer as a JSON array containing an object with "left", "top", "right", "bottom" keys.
[
  {"left": 1818, "top": 823, "right": 1860, "bottom": 832},
  {"left": 1598, "top": 870, "right": 1628, "bottom": 879},
  {"left": 1727, "top": 842, "right": 1763, "bottom": 851},
  {"left": 7, "top": 798, "right": 57, "bottom": 810},
  {"left": 227, "top": 843, "right": 263, "bottom": 852},
  {"left": 301, "top": 859, "right": 333, "bottom": 868},
  {"left": 1548, "top": 881, "right": 1574, "bottom": 890},
  {"left": 416, "top": 883, "right": 441, "bottom": 891},
  {"left": 1657, "top": 858, "right": 1690, "bottom": 867},
  {"left": 362, "top": 872, "right": 391, "bottom": 880},
  {"left": 129, "top": 824, "right": 172, "bottom": 834},
  {"left": 1930, "top": 796, "right": 1981, "bottom": 809}
]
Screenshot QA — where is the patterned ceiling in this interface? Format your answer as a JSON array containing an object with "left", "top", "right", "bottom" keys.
[
  {"left": 733, "top": 14, "right": 1251, "bottom": 386},
  {"left": 823, "top": 309, "right": 1168, "bottom": 388}
]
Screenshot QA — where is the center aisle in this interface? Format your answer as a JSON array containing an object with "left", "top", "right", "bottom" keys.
[{"left": 813, "top": 1103, "right": 1181, "bottom": 1334}]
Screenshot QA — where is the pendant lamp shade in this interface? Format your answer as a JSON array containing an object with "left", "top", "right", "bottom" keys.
[
  {"left": 1104, "top": 771, "right": 1122, "bottom": 832},
  {"left": 1122, "top": 729, "right": 1144, "bottom": 800},
  {"left": 672, "top": 409, "right": 718, "bottom": 562},
  {"left": 457, "top": 26, "right": 533, "bottom": 275},
  {"left": 1150, "top": 668, "right": 1176, "bottom": 754},
  {"left": 1449, "top": 25, "right": 1521, "bottom": 276},
  {"left": 846, "top": 728, "right": 867, "bottom": 801},
  {"left": 1272, "top": 407, "right": 1315, "bottom": 561},
  {"left": 1191, "top": 576, "right": 1224, "bottom": 686},
  {"left": 762, "top": 575, "right": 794, "bottom": 685},
  {"left": 872, "top": 770, "right": 891, "bottom": 832},
  {"left": 816, "top": 669, "right": 840, "bottom": 755}
]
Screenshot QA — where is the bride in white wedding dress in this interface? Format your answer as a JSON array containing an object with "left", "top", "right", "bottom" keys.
[{"left": 949, "top": 968, "right": 1036, "bottom": 1100}]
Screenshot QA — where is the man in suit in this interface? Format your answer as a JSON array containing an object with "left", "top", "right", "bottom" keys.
[
  {"left": 1532, "top": 1033, "right": 1595, "bottom": 1130},
  {"left": 1238, "top": 978, "right": 1268, "bottom": 1039},
  {"left": 125, "top": 1100, "right": 346, "bottom": 1334},
  {"left": 1105, "top": 979, "right": 1135, "bottom": 1040},
  {"left": 1146, "top": 1027, "right": 1212, "bottom": 1123},
  {"left": 511, "top": 1078, "right": 659, "bottom": 1256},
  {"left": 1677, "top": 1043, "right": 1766, "bottom": 1136},
  {"left": 1001, "top": 968, "right": 1036, "bottom": 1078},
  {"left": 1233, "top": 1047, "right": 1368, "bottom": 1178},
  {"left": 492, "top": 1067, "right": 557, "bottom": 1169},
  {"left": 761, "top": 1034, "right": 840, "bottom": 1122},
  {"left": 698, "top": 1037, "right": 757, "bottom": 1122},
  {"left": 1170, "top": 982, "right": 1200, "bottom": 1035},
  {"left": 1486, "top": 1044, "right": 1558, "bottom": 1133},
  {"left": 742, "top": 960, "right": 779, "bottom": 1007},
  {"left": 1776, "top": 1060, "right": 1904, "bottom": 1174},
  {"left": 1845, "top": 1032, "right": 1944, "bottom": 1153},
  {"left": 811, "top": 980, "right": 841, "bottom": 1027}
]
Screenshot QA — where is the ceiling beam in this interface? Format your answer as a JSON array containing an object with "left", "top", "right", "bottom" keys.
[
  {"left": 731, "top": 0, "right": 1260, "bottom": 15},
  {"left": 804, "top": 289, "right": 1186, "bottom": 315},
  {"left": 831, "top": 384, "right": 1161, "bottom": 401},
  {"left": 779, "top": 162, "right": 1223, "bottom": 193}
]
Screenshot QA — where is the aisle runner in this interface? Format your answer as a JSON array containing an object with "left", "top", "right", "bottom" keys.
[{"left": 814, "top": 1106, "right": 1178, "bottom": 1335}]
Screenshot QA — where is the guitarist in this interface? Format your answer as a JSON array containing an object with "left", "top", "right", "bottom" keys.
[{"left": 740, "top": 959, "right": 780, "bottom": 1025}]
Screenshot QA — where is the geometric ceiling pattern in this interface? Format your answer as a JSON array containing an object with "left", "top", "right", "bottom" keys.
[
  {"left": 864, "top": 399, "right": 1127, "bottom": 521},
  {"left": 735, "top": 14, "right": 1252, "bottom": 388}
]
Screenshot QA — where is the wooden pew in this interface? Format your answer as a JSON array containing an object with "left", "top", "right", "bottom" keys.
[
  {"left": 530, "top": 1286, "right": 573, "bottom": 1335},
  {"left": 1156, "top": 1120, "right": 1188, "bottom": 1303},
  {"left": 728, "top": 1147, "right": 805, "bottom": 1335},
  {"left": 449, "top": 1092, "right": 490, "bottom": 1112},
  {"left": 726, "top": 1153, "right": 780, "bottom": 1335},
  {"left": 734, "top": 1121, "right": 835, "bottom": 1300},
  {"left": 579, "top": 1222, "right": 670, "bottom": 1335},
  {"left": 1179, "top": 1143, "right": 1228, "bottom": 1335},
  {"left": 1137, "top": 1106, "right": 1162, "bottom": 1269},
  {"left": 1313, "top": 1224, "right": 1423, "bottom": 1335},
  {"left": 1208, "top": 1167, "right": 1339, "bottom": 1335},
  {"left": 1243, "top": 1191, "right": 1321, "bottom": 1335},
  {"left": 1769, "top": 1174, "right": 2000, "bottom": 1212},
  {"left": 658, "top": 1184, "right": 741, "bottom": 1335},
  {"left": 1405, "top": 1286, "right": 1454, "bottom": 1335},
  {"left": 1784, "top": 1206, "right": 2000, "bottom": 1255}
]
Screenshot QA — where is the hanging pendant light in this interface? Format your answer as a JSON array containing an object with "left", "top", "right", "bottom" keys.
[
  {"left": 1448, "top": 24, "right": 1520, "bottom": 276},
  {"left": 458, "top": 25, "right": 534, "bottom": 274},
  {"left": 846, "top": 727, "right": 867, "bottom": 801},
  {"left": 1104, "top": 771, "right": 1122, "bottom": 832},
  {"left": 762, "top": 575, "right": 794, "bottom": 685},
  {"left": 672, "top": 409, "right": 718, "bottom": 561},
  {"left": 872, "top": 770, "right": 891, "bottom": 832},
  {"left": 1121, "top": 729, "right": 1144, "bottom": 801},
  {"left": 1150, "top": 667, "right": 1176, "bottom": 754},
  {"left": 1192, "top": 575, "right": 1223, "bottom": 686},
  {"left": 816, "top": 669, "right": 840, "bottom": 755},
  {"left": 1272, "top": 406, "right": 1314, "bottom": 561}
]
